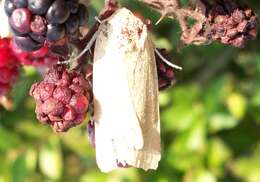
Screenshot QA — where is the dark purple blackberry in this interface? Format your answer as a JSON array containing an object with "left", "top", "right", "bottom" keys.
[
  {"left": 66, "top": 0, "right": 79, "bottom": 14},
  {"left": 4, "top": 0, "right": 16, "bottom": 17},
  {"left": 77, "top": 4, "right": 89, "bottom": 26},
  {"left": 14, "top": 35, "right": 42, "bottom": 51},
  {"left": 12, "top": 0, "right": 28, "bottom": 8},
  {"left": 46, "top": 24, "right": 65, "bottom": 41},
  {"left": 29, "top": 33, "right": 46, "bottom": 43},
  {"left": 46, "top": 0, "right": 70, "bottom": 24},
  {"left": 10, "top": 8, "right": 32, "bottom": 34},
  {"left": 5, "top": 0, "right": 89, "bottom": 57},
  {"left": 65, "top": 14, "right": 79, "bottom": 34},
  {"left": 28, "top": 0, "right": 53, "bottom": 15},
  {"left": 10, "top": 26, "right": 26, "bottom": 36}
]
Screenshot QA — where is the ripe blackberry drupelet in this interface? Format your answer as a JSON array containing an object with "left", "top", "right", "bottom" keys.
[{"left": 5, "top": 0, "right": 89, "bottom": 55}]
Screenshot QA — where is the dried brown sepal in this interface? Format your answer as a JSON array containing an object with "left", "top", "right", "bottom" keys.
[
  {"left": 181, "top": 0, "right": 258, "bottom": 47},
  {"left": 139, "top": 0, "right": 257, "bottom": 47}
]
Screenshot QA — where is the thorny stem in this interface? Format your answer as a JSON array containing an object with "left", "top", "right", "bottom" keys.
[
  {"left": 70, "top": 0, "right": 207, "bottom": 68},
  {"left": 138, "top": 0, "right": 206, "bottom": 36}
]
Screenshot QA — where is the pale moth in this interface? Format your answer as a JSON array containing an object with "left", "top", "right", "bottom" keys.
[
  {"left": 93, "top": 8, "right": 161, "bottom": 172},
  {"left": 0, "top": 0, "right": 11, "bottom": 37}
]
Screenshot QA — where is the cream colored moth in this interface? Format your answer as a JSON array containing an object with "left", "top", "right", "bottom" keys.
[
  {"left": 93, "top": 8, "right": 161, "bottom": 172},
  {"left": 0, "top": 0, "right": 11, "bottom": 38}
]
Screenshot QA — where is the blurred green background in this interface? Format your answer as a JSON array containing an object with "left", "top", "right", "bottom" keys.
[{"left": 1, "top": 0, "right": 260, "bottom": 181}]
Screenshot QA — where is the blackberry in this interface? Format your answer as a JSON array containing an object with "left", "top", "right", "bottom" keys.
[
  {"left": 5, "top": 0, "right": 89, "bottom": 57},
  {"left": 30, "top": 65, "right": 92, "bottom": 132},
  {"left": 0, "top": 37, "right": 20, "bottom": 96},
  {"left": 10, "top": 8, "right": 32, "bottom": 34},
  {"left": 46, "top": 24, "right": 65, "bottom": 41},
  {"left": 11, "top": 40, "right": 60, "bottom": 67},
  {"left": 46, "top": 0, "right": 70, "bottom": 24},
  {"left": 4, "top": 0, "right": 16, "bottom": 17},
  {"left": 28, "top": 0, "right": 53, "bottom": 15},
  {"left": 14, "top": 35, "right": 42, "bottom": 51},
  {"left": 12, "top": 0, "right": 28, "bottom": 8}
]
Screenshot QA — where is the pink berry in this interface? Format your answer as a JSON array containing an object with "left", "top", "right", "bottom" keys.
[
  {"left": 0, "top": 83, "right": 11, "bottom": 96},
  {"left": 70, "top": 94, "right": 89, "bottom": 114},
  {"left": 53, "top": 86, "right": 72, "bottom": 104},
  {"left": 10, "top": 8, "right": 32, "bottom": 34},
  {"left": 30, "top": 44, "right": 49, "bottom": 58},
  {"left": 0, "top": 37, "right": 20, "bottom": 96},
  {"left": 63, "top": 106, "right": 76, "bottom": 121},
  {"left": 39, "top": 82, "right": 55, "bottom": 101},
  {"left": 30, "top": 15, "right": 47, "bottom": 35}
]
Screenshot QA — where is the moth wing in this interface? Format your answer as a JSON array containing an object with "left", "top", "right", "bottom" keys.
[
  {"left": 93, "top": 9, "right": 144, "bottom": 172},
  {"left": 0, "top": 1, "right": 10, "bottom": 37},
  {"left": 123, "top": 13, "right": 161, "bottom": 170}
]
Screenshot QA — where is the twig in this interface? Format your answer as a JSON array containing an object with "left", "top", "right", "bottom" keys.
[
  {"left": 138, "top": 0, "right": 207, "bottom": 45},
  {"left": 138, "top": 0, "right": 205, "bottom": 28}
]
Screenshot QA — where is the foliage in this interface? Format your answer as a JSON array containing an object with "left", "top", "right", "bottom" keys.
[{"left": 0, "top": 0, "right": 260, "bottom": 181}]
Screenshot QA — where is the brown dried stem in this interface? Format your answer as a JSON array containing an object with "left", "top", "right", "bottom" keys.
[
  {"left": 138, "top": 0, "right": 209, "bottom": 45},
  {"left": 138, "top": 0, "right": 205, "bottom": 29}
]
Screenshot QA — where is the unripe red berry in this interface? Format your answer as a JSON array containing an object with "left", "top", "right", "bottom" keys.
[{"left": 30, "top": 65, "right": 92, "bottom": 132}]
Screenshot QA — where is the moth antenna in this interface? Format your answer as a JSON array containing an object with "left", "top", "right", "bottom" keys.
[
  {"left": 58, "top": 31, "right": 98, "bottom": 65},
  {"left": 155, "top": 48, "right": 183, "bottom": 70},
  {"left": 95, "top": 16, "right": 102, "bottom": 24},
  {"left": 155, "top": 12, "right": 166, "bottom": 25}
]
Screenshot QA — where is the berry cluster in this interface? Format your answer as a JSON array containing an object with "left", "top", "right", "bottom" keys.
[
  {"left": 30, "top": 65, "right": 92, "bottom": 132},
  {"left": 0, "top": 37, "right": 20, "bottom": 96},
  {"left": 206, "top": 0, "right": 257, "bottom": 47},
  {"left": 155, "top": 49, "right": 176, "bottom": 90},
  {"left": 11, "top": 40, "right": 59, "bottom": 67},
  {"left": 5, "top": 0, "right": 89, "bottom": 54}
]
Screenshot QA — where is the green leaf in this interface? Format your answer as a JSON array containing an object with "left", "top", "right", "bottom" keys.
[
  {"left": 12, "top": 155, "right": 28, "bottom": 182},
  {"left": 207, "top": 138, "right": 232, "bottom": 176},
  {"left": 25, "top": 148, "right": 37, "bottom": 172},
  {"left": 208, "top": 113, "right": 239, "bottom": 133},
  {"left": 166, "top": 113, "right": 206, "bottom": 171},
  {"left": 162, "top": 85, "right": 201, "bottom": 132},
  {"left": 226, "top": 93, "right": 247, "bottom": 119},
  {"left": 185, "top": 169, "right": 217, "bottom": 182},
  {"left": 231, "top": 156, "right": 260, "bottom": 182},
  {"left": 203, "top": 75, "right": 230, "bottom": 114},
  {"left": 39, "top": 136, "right": 63, "bottom": 180},
  {"left": 107, "top": 168, "right": 140, "bottom": 182},
  {"left": 0, "top": 127, "right": 20, "bottom": 150},
  {"left": 80, "top": 170, "right": 107, "bottom": 182}
]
